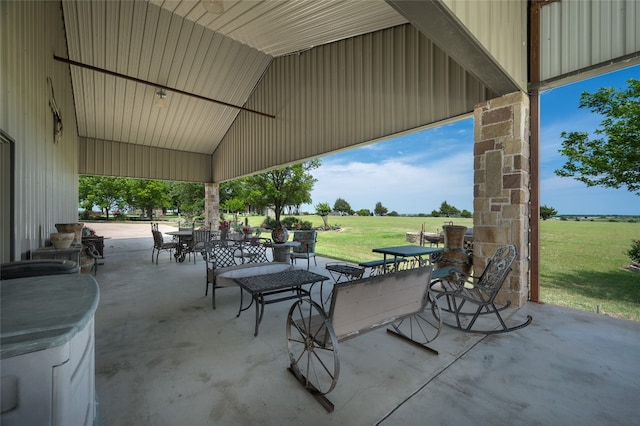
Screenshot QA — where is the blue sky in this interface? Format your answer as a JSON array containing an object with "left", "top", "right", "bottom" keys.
[{"left": 304, "top": 64, "right": 639, "bottom": 216}]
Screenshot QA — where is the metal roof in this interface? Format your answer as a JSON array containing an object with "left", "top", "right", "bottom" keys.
[{"left": 63, "top": 0, "right": 408, "bottom": 156}]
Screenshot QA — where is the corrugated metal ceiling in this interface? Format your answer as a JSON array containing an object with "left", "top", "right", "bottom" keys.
[
  {"left": 153, "top": 0, "right": 408, "bottom": 57},
  {"left": 63, "top": 0, "right": 407, "bottom": 155}
]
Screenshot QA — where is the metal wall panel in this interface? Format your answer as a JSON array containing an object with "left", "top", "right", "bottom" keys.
[
  {"left": 1, "top": 1, "right": 80, "bottom": 260},
  {"left": 443, "top": 0, "right": 528, "bottom": 91},
  {"left": 79, "top": 137, "right": 212, "bottom": 183},
  {"left": 541, "top": 0, "right": 640, "bottom": 84},
  {"left": 212, "top": 24, "right": 490, "bottom": 182}
]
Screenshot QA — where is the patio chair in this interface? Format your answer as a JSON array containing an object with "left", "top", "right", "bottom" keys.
[
  {"left": 430, "top": 244, "right": 532, "bottom": 334},
  {"left": 289, "top": 230, "right": 317, "bottom": 270},
  {"left": 233, "top": 237, "right": 271, "bottom": 264},
  {"left": 151, "top": 230, "right": 178, "bottom": 264},
  {"left": 188, "top": 229, "right": 211, "bottom": 264},
  {"left": 83, "top": 241, "right": 104, "bottom": 275},
  {"left": 203, "top": 239, "right": 291, "bottom": 309},
  {"left": 175, "top": 222, "right": 194, "bottom": 260}
]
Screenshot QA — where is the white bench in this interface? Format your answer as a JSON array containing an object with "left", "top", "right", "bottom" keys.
[{"left": 286, "top": 266, "right": 440, "bottom": 412}]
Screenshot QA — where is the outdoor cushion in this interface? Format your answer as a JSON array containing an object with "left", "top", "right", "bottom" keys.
[{"left": 291, "top": 231, "right": 316, "bottom": 254}]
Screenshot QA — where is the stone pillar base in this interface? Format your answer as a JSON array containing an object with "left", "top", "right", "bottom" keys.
[{"left": 473, "top": 91, "right": 530, "bottom": 306}]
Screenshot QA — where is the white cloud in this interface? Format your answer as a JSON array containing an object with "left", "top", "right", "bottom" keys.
[{"left": 305, "top": 151, "right": 473, "bottom": 214}]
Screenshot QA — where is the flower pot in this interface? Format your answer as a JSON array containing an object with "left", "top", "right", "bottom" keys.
[
  {"left": 271, "top": 223, "right": 289, "bottom": 244},
  {"left": 439, "top": 225, "right": 472, "bottom": 274},
  {"left": 220, "top": 228, "right": 228, "bottom": 240},
  {"left": 50, "top": 232, "right": 75, "bottom": 249},
  {"left": 55, "top": 223, "right": 83, "bottom": 244}
]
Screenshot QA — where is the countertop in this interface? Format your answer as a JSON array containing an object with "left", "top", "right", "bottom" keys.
[{"left": 1, "top": 274, "right": 100, "bottom": 359}]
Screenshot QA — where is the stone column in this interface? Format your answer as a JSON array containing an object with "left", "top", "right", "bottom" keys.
[
  {"left": 204, "top": 183, "right": 220, "bottom": 231},
  {"left": 473, "top": 91, "right": 530, "bottom": 306}
]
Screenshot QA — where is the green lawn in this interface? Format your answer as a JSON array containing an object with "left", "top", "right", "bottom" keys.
[{"left": 246, "top": 215, "right": 640, "bottom": 321}]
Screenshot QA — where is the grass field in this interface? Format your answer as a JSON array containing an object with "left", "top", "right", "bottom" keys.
[{"left": 244, "top": 214, "right": 640, "bottom": 321}]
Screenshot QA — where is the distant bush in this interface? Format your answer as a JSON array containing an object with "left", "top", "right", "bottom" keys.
[
  {"left": 261, "top": 217, "right": 276, "bottom": 229},
  {"left": 628, "top": 240, "right": 640, "bottom": 263},
  {"left": 298, "top": 220, "right": 313, "bottom": 230},
  {"left": 281, "top": 216, "right": 299, "bottom": 229}
]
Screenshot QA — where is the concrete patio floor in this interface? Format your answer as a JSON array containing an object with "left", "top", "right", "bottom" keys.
[{"left": 88, "top": 223, "right": 640, "bottom": 426}]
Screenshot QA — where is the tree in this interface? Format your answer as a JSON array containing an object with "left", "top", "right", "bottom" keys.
[
  {"left": 221, "top": 198, "right": 246, "bottom": 216},
  {"left": 356, "top": 209, "right": 371, "bottom": 216},
  {"left": 219, "top": 180, "right": 246, "bottom": 206},
  {"left": 245, "top": 160, "right": 319, "bottom": 223},
  {"left": 126, "top": 179, "right": 172, "bottom": 219},
  {"left": 333, "top": 197, "right": 352, "bottom": 215},
  {"left": 78, "top": 175, "right": 127, "bottom": 219},
  {"left": 555, "top": 78, "right": 640, "bottom": 196},
  {"left": 460, "top": 209, "right": 473, "bottom": 218},
  {"left": 315, "top": 202, "right": 332, "bottom": 230},
  {"left": 169, "top": 182, "right": 204, "bottom": 219},
  {"left": 374, "top": 201, "right": 388, "bottom": 216},
  {"left": 540, "top": 205, "right": 558, "bottom": 220},
  {"left": 439, "top": 201, "right": 460, "bottom": 217}
]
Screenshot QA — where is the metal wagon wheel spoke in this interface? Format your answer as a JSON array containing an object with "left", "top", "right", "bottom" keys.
[
  {"left": 391, "top": 291, "right": 442, "bottom": 345},
  {"left": 286, "top": 298, "right": 339, "bottom": 395}
]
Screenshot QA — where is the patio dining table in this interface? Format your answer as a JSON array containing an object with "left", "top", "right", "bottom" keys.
[
  {"left": 165, "top": 230, "right": 193, "bottom": 262},
  {"left": 234, "top": 269, "right": 329, "bottom": 336},
  {"left": 372, "top": 245, "right": 444, "bottom": 272}
]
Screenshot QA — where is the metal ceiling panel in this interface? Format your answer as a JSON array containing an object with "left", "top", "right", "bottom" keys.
[
  {"left": 63, "top": 0, "right": 272, "bottom": 155},
  {"left": 540, "top": 0, "right": 640, "bottom": 85},
  {"left": 151, "top": 0, "right": 408, "bottom": 57}
]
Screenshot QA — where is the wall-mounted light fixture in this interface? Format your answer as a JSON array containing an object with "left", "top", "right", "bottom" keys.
[
  {"left": 154, "top": 89, "right": 167, "bottom": 108},
  {"left": 202, "top": 0, "right": 224, "bottom": 14}
]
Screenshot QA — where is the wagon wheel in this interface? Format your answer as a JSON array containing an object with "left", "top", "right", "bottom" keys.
[
  {"left": 390, "top": 290, "right": 442, "bottom": 345},
  {"left": 286, "top": 298, "right": 339, "bottom": 396}
]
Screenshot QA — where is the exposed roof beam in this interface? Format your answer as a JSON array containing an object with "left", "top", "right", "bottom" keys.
[
  {"left": 386, "top": 0, "right": 520, "bottom": 95},
  {"left": 53, "top": 55, "right": 276, "bottom": 119}
]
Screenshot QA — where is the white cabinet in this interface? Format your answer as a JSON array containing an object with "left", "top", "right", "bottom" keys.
[{"left": 1, "top": 274, "right": 99, "bottom": 425}]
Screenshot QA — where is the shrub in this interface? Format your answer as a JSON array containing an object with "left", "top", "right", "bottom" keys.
[
  {"left": 299, "top": 220, "right": 313, "bottom": 230},
  {"left": 281, "top": 216, "right": 299, "bottom": 229},
  {"left": 262, "top": 216, "right": 301, "bottom": 230},
  {"left": 628, "top": 240, "right": 640, "bottom": 263},
  {"left": 261, "top": 216, "right": 276, "bottom": 229}
]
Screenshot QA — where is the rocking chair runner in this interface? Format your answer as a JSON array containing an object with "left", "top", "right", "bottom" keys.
[{"left": 430, "top": 244, "right": 532, "bottom": 334}]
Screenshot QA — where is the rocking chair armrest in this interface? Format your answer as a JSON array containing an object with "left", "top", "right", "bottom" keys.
[
  {"left": 430, "top": 278, "right": 465, "bottom": 294},
  {"left": 450, "top": 270, "right": 484, "bottom": 285}
]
